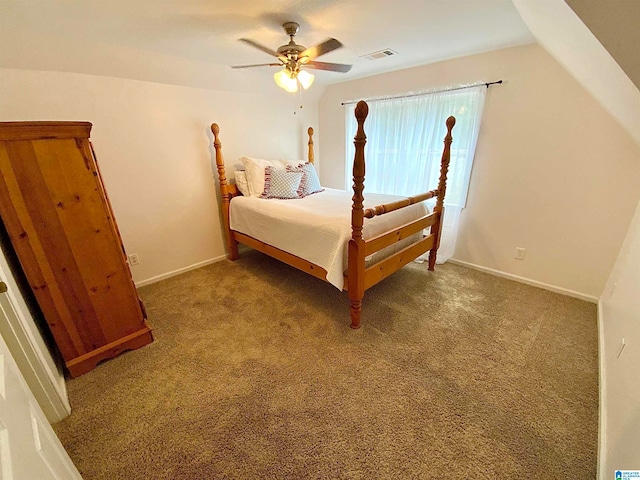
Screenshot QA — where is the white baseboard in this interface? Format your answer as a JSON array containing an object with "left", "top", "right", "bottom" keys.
[
  {"left": 596, "top": 299, "right": 606, "bottom": 479},
  {"left": 135, "top": 255, "right": 227, "bottom": 287},
  {"left": 447, "top": 258, "right": 599, "bottom": 304}
]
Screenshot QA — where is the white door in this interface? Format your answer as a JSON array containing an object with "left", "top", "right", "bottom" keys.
[
  {"left": 0, "top": 248, "right": 70, "bottom": 424},
  {"left": 0, "top": 293, "right": 82, "bottom": 480}
]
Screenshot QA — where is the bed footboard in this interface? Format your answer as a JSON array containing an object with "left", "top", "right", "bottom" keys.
[{"left": 347, "top": 101, "right": 455, "bottom": 329}]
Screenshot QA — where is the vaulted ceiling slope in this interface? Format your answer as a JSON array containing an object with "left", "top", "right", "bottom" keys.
[
  {"left": 566, "top": 0, "right": 640, "bottom": 90},
  {"left": 0, "top": 0, "right": 534, "bottom": 92},
  {"left": 511, "top": 0, "right": 640, "bottom": 148}
]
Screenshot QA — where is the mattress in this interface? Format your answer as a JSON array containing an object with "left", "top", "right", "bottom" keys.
[{"left": 229, "top": 187, "right": 429, "bottom": 290}]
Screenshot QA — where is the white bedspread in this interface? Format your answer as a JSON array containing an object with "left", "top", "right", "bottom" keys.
[{"left": 229, "top": 188, "right": 429, "bottom": 290}]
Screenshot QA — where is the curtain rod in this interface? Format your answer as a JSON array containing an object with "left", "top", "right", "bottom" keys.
[{"left": 340, "top": 80, "right": 503, "bottom": 106}]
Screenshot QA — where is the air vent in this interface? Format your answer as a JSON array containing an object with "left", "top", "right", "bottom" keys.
[{"left": 361, "top": 49, "right": 398, "bottom": 61}]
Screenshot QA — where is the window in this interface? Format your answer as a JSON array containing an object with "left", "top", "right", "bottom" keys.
[{"left": 344, "top": 85, "right": 486, "bottom": 262}]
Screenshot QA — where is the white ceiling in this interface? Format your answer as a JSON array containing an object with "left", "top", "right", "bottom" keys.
[{"left": 0, "top": 0, "right": 535, "bottom": 91}]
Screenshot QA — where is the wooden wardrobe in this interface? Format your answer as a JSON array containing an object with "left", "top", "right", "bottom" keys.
[{"left": 0, "top": 122, "right": 153, "bottom": 378}]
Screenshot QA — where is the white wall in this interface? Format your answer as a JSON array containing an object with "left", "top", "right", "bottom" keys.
[
  {"left": 319, "top": 43, "right": 640, "bottom": 299},
  {"left": 599, "top": 199, "right": 640, "bottom": 473},
  {"left": 520, "top": 1, "right": 640, "bottom": 475},
  {"left": 0, "top": 68, "right": 320, "bottom": 284}
]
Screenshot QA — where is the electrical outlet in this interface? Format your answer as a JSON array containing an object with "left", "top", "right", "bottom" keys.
[
  {"left": 515, "top": 247, "right": 526, "bottom": 260},
  {"left": 128, "top": 254, "right": 140, "bottom": 266}
]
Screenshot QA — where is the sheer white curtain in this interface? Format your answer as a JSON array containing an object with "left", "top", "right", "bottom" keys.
[{"left": 345, "top": 85, "right": 486, "bottom": 263}]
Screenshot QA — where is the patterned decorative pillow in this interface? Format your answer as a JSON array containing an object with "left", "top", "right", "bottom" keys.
[
  {"left": 261, "top": 166, "right": 304, "bottom": 199},
  {"left": 287, "top": 162, "right": 324, "bottom": 196}
]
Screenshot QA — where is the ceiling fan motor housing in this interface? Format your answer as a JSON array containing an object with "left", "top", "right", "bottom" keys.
[
  {"left": 276, "top": 22, "right": 307, "bottom": 69},
  {"left": 277, "top": 22, "right": 306, "bottom": 61},
  {"left": 283, "top": 22, "right": 300, "bottom": 37}
]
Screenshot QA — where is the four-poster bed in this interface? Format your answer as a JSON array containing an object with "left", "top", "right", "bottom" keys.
[{"left": 211, "top": 100, "right": 455, "bottom": 329}]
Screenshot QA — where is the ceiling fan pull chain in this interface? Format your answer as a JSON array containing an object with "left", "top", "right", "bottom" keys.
[
  {"left": 293, "top": 90, "right": 297, "bottom": 115},
  {"left": 299, "top": 85, "right": 304, "bottom": 111}
]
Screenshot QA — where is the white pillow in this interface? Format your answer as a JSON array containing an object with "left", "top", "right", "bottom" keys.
[
  {"left": 241, "top": 157, "right": 285, "bottom": 196},
  {"left": 234, "top": 170, "right": 250, "bottom": 196}
]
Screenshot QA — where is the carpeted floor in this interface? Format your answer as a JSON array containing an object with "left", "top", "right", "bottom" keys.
[{"left": 53, "top": 252, "right": 599, "bottom": 479}]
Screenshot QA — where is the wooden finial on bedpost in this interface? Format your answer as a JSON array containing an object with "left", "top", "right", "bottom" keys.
[
  {"left": 211, "top": 123, "right": 239, "bottom": 260},
  {"left": 428, "top": 116, "right": 456, "bottom": 271},
  {"left": 307, "top": 127, "right": 315, "bottom": 164},
  {"left": 348, "top": 100, "right": 369, "bottom": 329},
  {"left": 212, "top": 124, "right": 226, "bottom": 187}
]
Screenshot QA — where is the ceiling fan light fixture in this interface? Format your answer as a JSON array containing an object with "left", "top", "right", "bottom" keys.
[
  {"left": 238, "top": 22, "right": 350, "bottom": 93},
  {"left": 274, "top": 69, "right": 298, "bottom": 92},
  {"left": 297, "top": 70, "right": 315, "bottom": 90}
]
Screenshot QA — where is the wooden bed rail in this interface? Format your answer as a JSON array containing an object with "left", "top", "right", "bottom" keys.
[
  {"left": 364, "top": 189, "right": 439, "bottom": 219},
  {"left": 364, "top": 212, "right": 439, "bottom": 257}
]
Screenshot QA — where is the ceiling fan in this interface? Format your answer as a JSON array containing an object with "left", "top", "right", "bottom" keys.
[{"left": 232, "top": 22, "right": 352, "bottom": 92}]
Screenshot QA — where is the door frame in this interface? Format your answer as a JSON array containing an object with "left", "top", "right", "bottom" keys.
[{"left": 0, "top": 248, "right": 70, "bottom": 423}]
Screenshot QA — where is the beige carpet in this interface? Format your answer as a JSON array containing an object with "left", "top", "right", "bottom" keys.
[{"left": 53, "top": 252, "right": 599, "bottom": 479}]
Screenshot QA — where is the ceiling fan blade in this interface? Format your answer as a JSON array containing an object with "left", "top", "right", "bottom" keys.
[
  {"left": 239, "top": 38, "right": 282, "bottom": 58},
  {"left": 232, "top": 63, "right": 283, "bottom": 69},
  {"left": 305, "top": 61, "right": 352, "bottom": 73},
  {"left": 299, "top": 38, "right": 343, "bottom": 62}
]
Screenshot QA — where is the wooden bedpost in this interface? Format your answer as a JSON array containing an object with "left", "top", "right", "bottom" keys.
[
  {"left": 307, "top": 127, "right": 315, "bottom": 164},
  {"left": 348, "top": 101, "right": 369, "bottom": 329},
  {"left": 428, "top": 116, "right": 456, "bottom": 271},
  {"left": 211, "top": 123, "right": 239, "bottom": 260}
]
